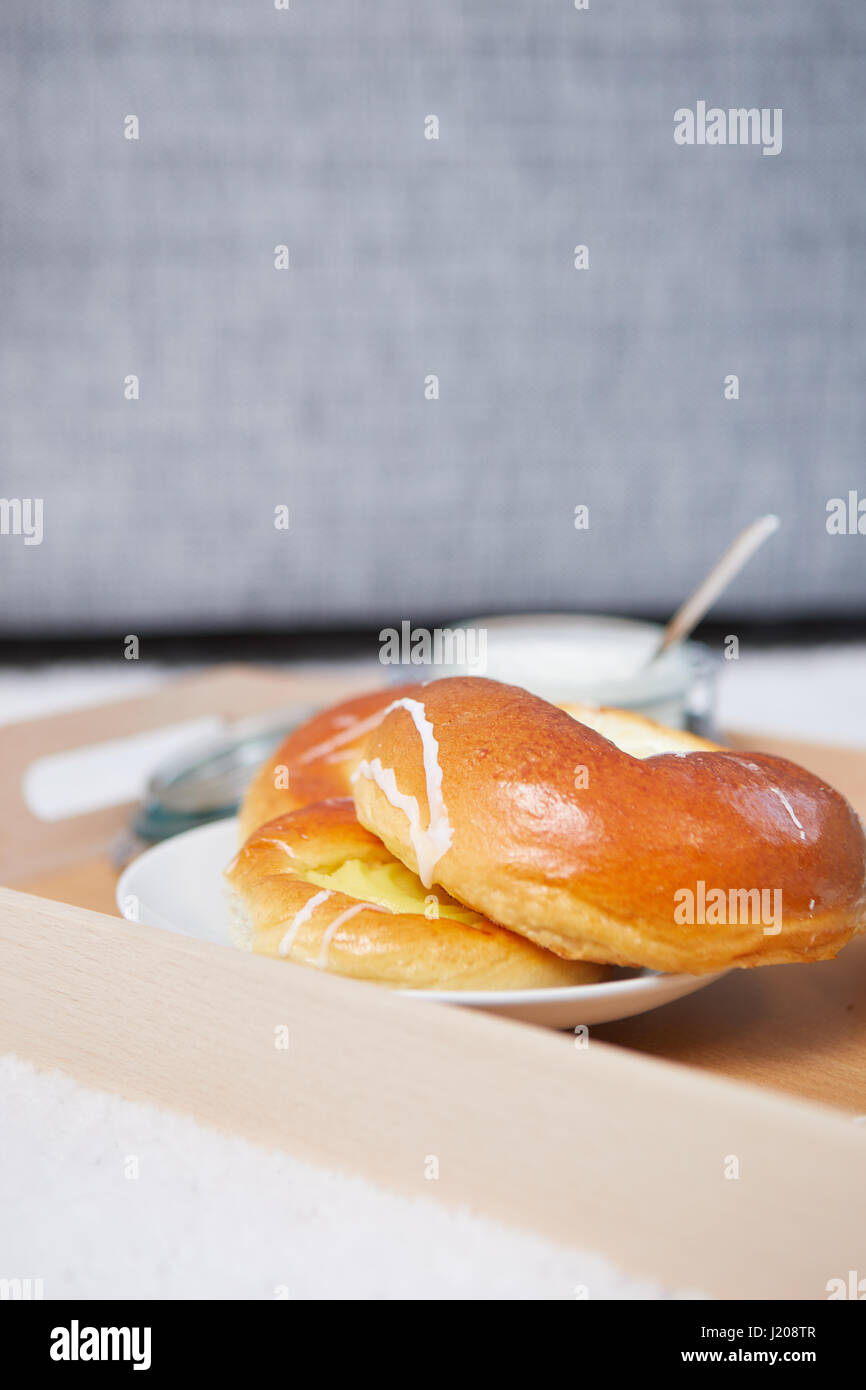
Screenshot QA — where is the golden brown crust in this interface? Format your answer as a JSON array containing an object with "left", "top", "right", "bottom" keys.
[
  {"left": 239, "top": 687, "right": 718, "bottom": 844},
  {"left": 352, "top": 678, "right": 866, "bottom": 974},
  {"left": 225, "top": 797, "right": 610, "bottom": 990},
  {"left": 238, "top": 683, "right": 424, "bottom": 841}
]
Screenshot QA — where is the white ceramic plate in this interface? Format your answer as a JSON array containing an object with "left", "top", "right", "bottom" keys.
[{"left": 116, "top": 818, "right": 725, "bottom": 1029}]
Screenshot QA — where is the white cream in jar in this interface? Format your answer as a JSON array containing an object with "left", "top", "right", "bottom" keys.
[{"left": 422, "top": 614, "right": 716, "bottom": 730}]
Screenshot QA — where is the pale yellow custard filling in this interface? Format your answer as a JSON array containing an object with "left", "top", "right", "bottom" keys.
[{"left": 301, "top": 857, "right": 483, "bottom": 925}]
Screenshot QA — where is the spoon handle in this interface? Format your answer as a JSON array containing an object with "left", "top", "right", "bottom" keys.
[{"left": 654, "top": 514, "right": 780, "bottom": 659}]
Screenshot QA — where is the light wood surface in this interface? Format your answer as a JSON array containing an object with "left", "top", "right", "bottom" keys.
[
  {"left": 3, "top": 668, "right": 865, "bottom": 1295},
  {"left": 13, "top": 856, "right": 122, "bottom": 917},
  {"left": 1, "top": 885, "right": 864, "bottom": 1301},
  {"left": 0, "top": 664, "right": 377, "bottom": 884},
  {"left": 596, "top": 728, "right": 866, "bottom": 1111},
  {"left": 3, "top": 666, "right": 866, "bottom": 1117},
  {"left": 597, "top": 934, "right": 866, "bottom": 1113}
]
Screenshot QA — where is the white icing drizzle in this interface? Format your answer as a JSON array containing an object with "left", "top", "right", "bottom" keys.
[
  {"left": 769, "top": 786, "right": 807, "bottom": 841},
  {"left": 278, "top": 889, "right": 331, "bottom": 956},
  {"left": 258, "top": 838, "right": 296, "bottom": 858},
  {"left": 722, "top": 754, "right": 809, "bottom": 843},
  {"left": 317, "top": 900, "right": 379, "bottom": 969},
  {"left": 298, "top": 710, "right": 389, "bottom": 766},
  {"left": 353, "top": 753, "right": 425, "bottom": 853},
  {"left": 352, "top": 697, "right": 453, "bottom": 888}
]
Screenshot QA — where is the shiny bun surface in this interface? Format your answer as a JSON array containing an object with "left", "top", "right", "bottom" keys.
[
  {"left": 352, "top": 678, "right": 866, "bottom": 973},
  {"left": 239, "top": 683, "right": 424, "bottom": 841},
  {"left": 226, "top": 796, "right": 610, "bottom": 990}
]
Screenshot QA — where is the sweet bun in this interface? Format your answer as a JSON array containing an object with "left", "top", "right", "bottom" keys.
[
  {"left": 238, "top": 684, "right": 711, "bottom": 845},
  {"left": 352, "top": 677, "right": 866, "bottom": 974},
  {"left": 558, "top": 702, "right": 721, "bottom": 758},
  {"left": 225, "top": 797, "right": 609, "bottom": 990},
  {"left": 239, "top": 683, "right": 424, "bottom": 841}
]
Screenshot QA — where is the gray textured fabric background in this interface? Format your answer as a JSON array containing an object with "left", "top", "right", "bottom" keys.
[{"left": 1, "top": 0, "right": 864, "bottom": 634}]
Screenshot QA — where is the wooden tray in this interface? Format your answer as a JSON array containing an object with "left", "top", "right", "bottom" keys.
[{"left": 1, "top": 664, "right": 864, "bottom": 1299}]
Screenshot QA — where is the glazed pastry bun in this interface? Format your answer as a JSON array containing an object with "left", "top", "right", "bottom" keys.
[
  {"left": 352, "top": 677, "right": 866, "bottom": 974},
  {"left": 238, "top": 683, "right": 424, "bottom": 842},
  {"left": 239, "top": 684, "right": 714, "bottom": 844},
  {"left": 558, "top": 702, "right": 721, "bottom": 759},
  {"left": 225, "top": 797, "right": 609, "bottom": 990}
]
